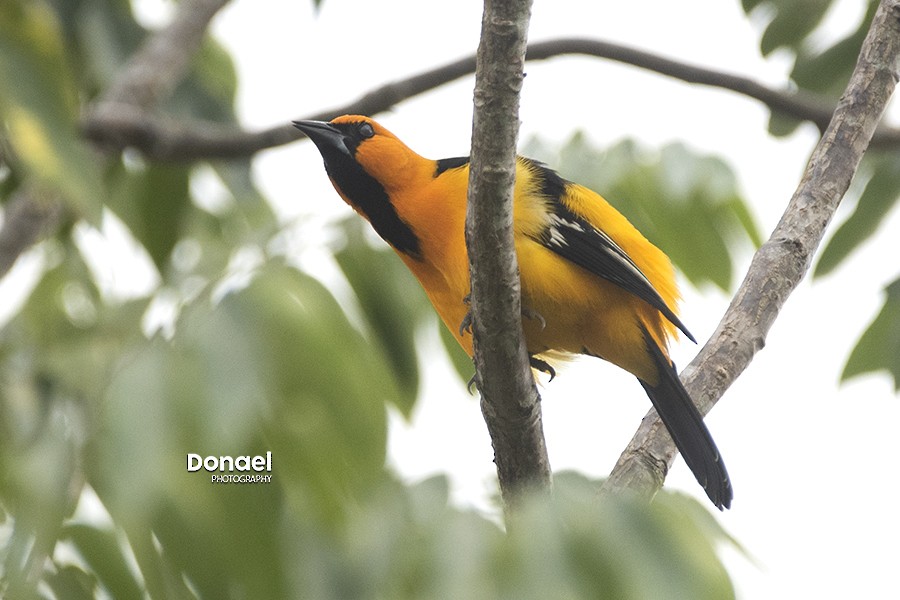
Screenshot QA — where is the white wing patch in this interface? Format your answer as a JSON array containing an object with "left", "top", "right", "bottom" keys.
[
  {"left": 547, "top": 214, "right": 654, "bottom": 290},
  {"left": 546, "top": 213, "right": 583, "bottom": 247}
]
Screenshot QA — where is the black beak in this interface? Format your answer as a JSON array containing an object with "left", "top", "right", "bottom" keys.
[{"left": 292, "top": 119, "right": 349, "bottom": 157}]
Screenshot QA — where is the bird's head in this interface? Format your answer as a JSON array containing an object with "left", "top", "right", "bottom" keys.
[
  {"left": 293, "top": 115, "right": 425, "bottom": 194},
  {"left": 293, "top": 115, "right": 427, "bottom": 257}
]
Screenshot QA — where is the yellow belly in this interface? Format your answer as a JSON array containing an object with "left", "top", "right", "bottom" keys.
[{"left": 405, "top": 237, "right": 668, "bottom": 385}]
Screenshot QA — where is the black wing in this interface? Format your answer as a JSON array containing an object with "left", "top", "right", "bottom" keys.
[{"left": 526, "top": 160, "right": 695, "bottom": 342}]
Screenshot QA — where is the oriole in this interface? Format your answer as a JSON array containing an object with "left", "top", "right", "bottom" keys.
[{"left": 293, "top": 115, "right": 732, "bottom": 509}]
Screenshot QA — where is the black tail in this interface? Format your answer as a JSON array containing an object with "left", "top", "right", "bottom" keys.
[{"left": 638, "top": 327, "right": 732, "bottom": 510}]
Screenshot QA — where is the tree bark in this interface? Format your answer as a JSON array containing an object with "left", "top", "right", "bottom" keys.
[{"left": 465, "top": 0, "right": 550, "bottom": 512}]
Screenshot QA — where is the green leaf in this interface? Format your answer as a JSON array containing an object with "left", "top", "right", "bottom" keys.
[
  {"left": 90, "top": 262, "right": 391, "bottom": 524},
  {"left": 119, "top": 523, "right": 196, "bottom": 600},
  {"left": 743, "top": 0, "right": 875, "bottom": 135},
  {"left": 290, "top": 472, "right": 736, "bottom": 600},
  {"left": 9, "top": 248, "right": 149, "bottom": 400},
  {"left": 766, "top": 111, "right": 804, "bottom": 139},
  {"left": 45, "top": 564, "right": 98, "bottom": 600},
  {"left": 791, "top": 15, "right": 871, "bottom": 99},
  {"left": 62, "top": 524, "right": 144, "bottom": 600},
  {"left": 740, "top": 0, "right": 878, "bottom": 106},
  {"left": 168, "top": 36, "right": 238, "bottom": 122},
  {"left": 759, "top": 0, "right": 833, "bottom": 56},
  {"left": 742, "top": 0, "right": 767, "bottom": 12},
  {"left": 335, "top": 218, "right": 426, "bottom": 416},
  {"left": 151, "top": 483, "right": 286, "bottom": 599},
  {"left": 842, "top": 278, "right": 900, "bottom": 389},
  {"left": 194, "top": 37, "right": 239, "bottom": 112},
  {"left": 523, "top": 472, "right": 736, "bottom": 600},
  {"left": 90, "top": 337, "right": 182, "bottom": 520},
  {"left": 0, "top": 2, "right": 104, "bottom": 224},
  {"left": 88, "top": 264, "right": 398, "bottom": 594},
  {"left": 221, "top": 264, "right": 392, "bottom": 521},
  {"left": 0, "top": 388, "right": 82, "bottom": 588},
  {"left": 815, "top": 155, "right": 900, "bottom": 277},
  {"left": 106, "top": 162, "right": 192, "bottom": 271},
  {"left": 71, "top": 0, "right": 146, "bottom": 93},
  {"left": 211, "top": 160, "right": 279, "bottom": 233}
]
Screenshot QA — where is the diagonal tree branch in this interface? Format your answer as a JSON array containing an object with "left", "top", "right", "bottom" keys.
[
  {"left": 97, "top": 0, "right": 229, "bottom": 110},
  {"left": 466, "top": 0, "right": 549, "bottom": 512},
  {"left": 599, "top": 0, "right": 900, "bottom": 503}
]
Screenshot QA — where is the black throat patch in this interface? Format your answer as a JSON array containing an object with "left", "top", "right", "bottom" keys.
[{"left": 322, "top": 146, "right": 422, "bottom": 259}]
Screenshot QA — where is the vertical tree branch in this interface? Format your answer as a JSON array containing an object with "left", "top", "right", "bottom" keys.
[
  {"left": 466, "top": 0, "right": 549, "bottom": 511},
  {"left": 600, "top": 0, "right": 900, "bottom": 502}
]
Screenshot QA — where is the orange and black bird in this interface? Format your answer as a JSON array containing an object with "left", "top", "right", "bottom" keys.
[{"left": 293, "top": 115, "right": 732, "bottom": 509}]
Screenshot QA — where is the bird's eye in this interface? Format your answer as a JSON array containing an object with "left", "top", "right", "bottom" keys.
[{"left": 358, "top": 122, "right": 375, "bottom": 139}]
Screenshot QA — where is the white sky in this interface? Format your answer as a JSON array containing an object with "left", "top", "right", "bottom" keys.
[{"left": 121, "top": 0, "right": 900, "bottom": 597}]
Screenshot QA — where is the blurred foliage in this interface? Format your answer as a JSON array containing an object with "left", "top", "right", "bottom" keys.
[
  {"left": 742, "top": 0, "right": 877, "bottom": 130},
  {"left": 1, "top": 0, "right": 898, "bottom": 596},
  {"left": 0, "top": 2, "right": 103, "bottom": 224},
  {"left": 335, "top": 218, "right": 475, "bottom": 405},
  {"left": 523, "top": 134, "right": 762, "bottom": 291},
  {"left": 814, "top": 153, "right": 900, "bottom": 278}
]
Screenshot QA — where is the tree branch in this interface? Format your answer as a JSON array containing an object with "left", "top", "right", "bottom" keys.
[
  {"left": 0, "top": 189, "right": 64, "bottom": 277},
  {"left": 466, "top": 0, "right": 549, "bottom": 511},
  {"left": 526, "top": 38, "right": 838, "bottom": 133},
  {"left": 96, "top": 0, "right": 229, "bottom": 111},
  {"left": 83, "top": 36, "right": 900, "bottom": 162},
  {"left": 599, "top": 0, "right": 900, "bottom": 502}
]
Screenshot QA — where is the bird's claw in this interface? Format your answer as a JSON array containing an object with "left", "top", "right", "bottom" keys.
[
  {"left": 460, "top": 295, "right": 552, "bottom": 381},
  {"left": 466, "top": 372, "right": 479, "bottom": 394},
  {"left": 529, "top": 355, "right": 556, "bottom": 381},
  {"left": 461, "top": 296, "right": 545, "bottom": 337},
  {"left": 522, "top": 306, "right": 546, "bottom": 330},
  {"left": 459, "top": 293, "right": 473, "bottom": 336}
]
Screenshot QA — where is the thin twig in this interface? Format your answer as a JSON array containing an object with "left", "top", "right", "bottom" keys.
[
  {"left": 466, "top": 0, "right": 550, "bottom": 512},
  {"left": 82, "top": 36, "right": 900, "bottom": 161},
  {"left": 599, "top": 0, "right": 900, "bottom": 503}
]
